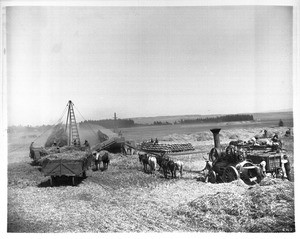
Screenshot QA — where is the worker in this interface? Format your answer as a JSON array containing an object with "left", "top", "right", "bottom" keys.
[
  {"left": 52, "top": 140, "right": 57, "bottom": 147},
  {"left": 272, "top": 133, "right": 279, "bottom": 142},
  {"left": 29, "top": 142, "right": 35, "bottom": 158},
  {"left": 200, "top": 158, "right": 213, "bottom": 183},
  {"left": 248, "top": 136, "right": 258, "bottom": 145},
  {"left": 283, "top": 155, "right": 291, "bottom": 180},
  {"left": 84, "top": 140, "right": 90, "bottom": 151},
  {"left": 260, "top": 160, "right": 267, "bottom": 176},
  {"left": 263, "top": 129, "right": 268, "bottom": 138},
  {"left": 155, "top": 138, "right": 159, "bottom": 145},
  {"left": 150, "top": 138, "right": 154, "bottom": 143},
  {"left": 279, "top": 154, "right": 290, "bottom": 180},
  {"left": 271, "top": 134, "right": 281, "bottom": 150}
]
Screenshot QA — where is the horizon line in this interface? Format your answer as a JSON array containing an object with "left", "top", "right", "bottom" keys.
[{"left": 7, "top": 109, "right": 293, "bottom": 127}]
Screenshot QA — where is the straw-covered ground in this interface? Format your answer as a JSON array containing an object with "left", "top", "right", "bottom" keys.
[{"left": 7, "top": 125, "right": 295, "bottom": 232}]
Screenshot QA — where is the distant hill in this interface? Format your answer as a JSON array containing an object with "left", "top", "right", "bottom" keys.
[
  {"left": 130, "top": 111, "right": 293, "bottom": 125},
  {"left": 252, "top": 111, "right": 293, "bottom": 121}
]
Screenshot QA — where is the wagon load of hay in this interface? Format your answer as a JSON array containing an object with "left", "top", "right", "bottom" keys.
[
  {"left": 44, "top": 124, "right": 68, "bottom": 148},
  {"left": 58, "top": 145, "right": 86, "bottom": 153},
  {"left": 41, "top": 150, "right": 94, "bottom": 186},
  {"left": 140, "top": 142, "right": 194, "bottom": 153},
  {"left": 42, "top": 151, "right": 91, "bottom": 164}
]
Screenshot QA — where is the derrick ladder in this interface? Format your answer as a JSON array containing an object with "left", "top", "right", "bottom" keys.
[{"left": 65, "top": 100, "right": 81, "bottom": 146}]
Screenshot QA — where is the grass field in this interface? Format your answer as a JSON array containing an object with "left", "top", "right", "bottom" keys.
[{"left": 7, "top": 114, "right": 295, "bottom": 233}]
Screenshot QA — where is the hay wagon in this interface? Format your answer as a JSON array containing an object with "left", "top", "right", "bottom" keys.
[{"left": 41, "top": 151, "right": 93, "bottom": 186}]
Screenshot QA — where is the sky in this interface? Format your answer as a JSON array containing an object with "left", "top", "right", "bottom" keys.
[{"left": 5, "top": 6, "right": 293, "bottom": 126}]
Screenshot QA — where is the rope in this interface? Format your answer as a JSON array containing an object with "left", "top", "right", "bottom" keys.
[
  {"left": 73, "top": 104, "right": 99, "bottom": 138},
  {"left": 9, "top": 108, "right": 67, "bottom": 153},
  {"left": 8, "top": 144, "right": 30, "bottom": 153},
  {"left": 9, "top": 105, "right": 69, "bottom": 153},
  {"left": 32, "top": 105, "right": 68, "bottom": 143}
]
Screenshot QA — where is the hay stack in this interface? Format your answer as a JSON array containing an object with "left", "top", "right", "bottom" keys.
[{"left": 44, "top": 124, "right": 68, "bottom": 148}]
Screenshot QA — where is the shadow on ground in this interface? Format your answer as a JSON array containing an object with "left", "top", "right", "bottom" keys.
[{"left": 37, "top": 175, "right": 86, "bottom": 187}]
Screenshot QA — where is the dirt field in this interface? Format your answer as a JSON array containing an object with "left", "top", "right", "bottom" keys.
[{"left": 7, "top": 122, "right": 295, "bottom": 232}]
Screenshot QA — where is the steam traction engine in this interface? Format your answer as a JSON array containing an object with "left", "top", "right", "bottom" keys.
[{"left": 206, "top": 128, "right": 264, "bottom": 185}]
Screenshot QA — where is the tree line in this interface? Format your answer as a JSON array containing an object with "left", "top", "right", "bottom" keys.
[
  {"left": 81, "top": 119, "right": 136, "bottom": 129},
  {"left": 7, "top": 114, "right": 255, "bottom": 132},
  {"left": 176, "top": 114, "right": 254, "bottom": 124},
  {"left": 153, "top": 121, "right": 172, "bottom": 125}
]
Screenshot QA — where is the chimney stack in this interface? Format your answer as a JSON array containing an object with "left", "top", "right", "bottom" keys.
[{"left": 210, "top": 128, "right": 221, "bottom": 148}]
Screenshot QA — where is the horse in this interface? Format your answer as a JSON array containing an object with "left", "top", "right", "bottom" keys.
[
  {"left": 175, "top": 161, "right": 184, "bottom": 177},
  {"left": 156, "top": 155, "right": 164, "bottom": 170},
  {"left": 161, "top": 158, "right": 169, "bottom": 178},
  {"left": 148, "top": 156, "right": 157, "bottom": 174},
  {"left": 138, "top": 152, "right": 149, "bottom": 172},
  {"left": 138, "top": 151, "right": 147, "bottom": 163},
  {"left": 168, "top": 160, "right": 177, "bottom": 178},
  {"left": 161, "top": 158, "right": 177, "bottom": 179},
  {"left": 156, "top": 153, "right": 170, "bottom": 171},
  {"left": 139, "top": 153, "right": 157, "bottom": 174},
  {"left": 93, "top": 150, "right": 110, "bottom": 170}
]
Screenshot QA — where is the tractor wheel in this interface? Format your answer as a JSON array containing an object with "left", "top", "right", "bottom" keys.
[
  {"left": 208, "top": 170, "right": 217, "bottom": 183},
  {"left": 222, "top": 166, "right": 239, "bottom": 183}
]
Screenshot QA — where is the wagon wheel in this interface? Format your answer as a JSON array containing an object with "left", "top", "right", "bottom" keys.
[
  {"left": 49, "top": 176, "right": 54, "bottom": 187},
  {"left": 71, "top": 176, "right": 76, "bottom": 186},
  {"left": 275, "top": 168, "right": 284, "bottom": 178},
  {"left": 208, "top": 170, "right": 217, "bottom": 183},
  {"left": 240, "top": 164, "right": 263, "bottom": 185},
  {"left": 222, "top": 166, "right": 239, "bottom": 183}
]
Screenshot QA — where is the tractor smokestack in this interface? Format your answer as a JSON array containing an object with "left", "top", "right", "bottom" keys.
[{"left": 210, "top": 128, "right": 221, "bottom": 148}]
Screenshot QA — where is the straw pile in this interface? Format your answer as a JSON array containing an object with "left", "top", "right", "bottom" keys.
[
  {"left": 44, "top": 124, "right": 68, "bottom": 147},
  {"left": 175, "top": 178, "right": 294, "bottom": 232}
]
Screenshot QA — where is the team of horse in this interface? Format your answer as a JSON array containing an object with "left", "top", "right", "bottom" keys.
[
  {"left": 138, "top": 152, "right": 183, "bottom": 179},
  {"left": 92, "top": 150, "right": 110, "bottom": 171},
  {"left": 92, "top": 149, "right": 183, "bottom": 179}
]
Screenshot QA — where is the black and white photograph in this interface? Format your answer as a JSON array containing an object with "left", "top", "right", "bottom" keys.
[{"left": 1, "top": 0, "right": 299, "bottom": 235}]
